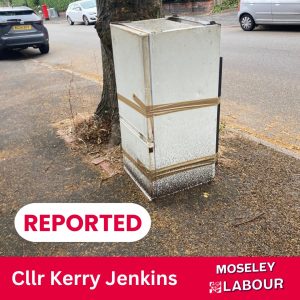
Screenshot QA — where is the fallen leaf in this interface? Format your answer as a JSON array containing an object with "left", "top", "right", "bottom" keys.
[
  {"left": 91, "top": 157, "right": 106, "bottom": 165},
  {"left": 203, "top": 192, "right": 209, "bottom": 198}
]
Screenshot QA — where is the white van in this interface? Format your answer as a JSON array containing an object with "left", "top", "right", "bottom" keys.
[{"left": 238, "top": 0, "right": 300, "bottom": 31}]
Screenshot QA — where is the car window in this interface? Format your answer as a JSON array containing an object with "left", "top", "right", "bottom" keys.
[
  {"left": 0, "top": 9, "right": 40, "bottom": 22},
  {"left": 73, "top": 5, "right": 81, "bottom": 10},
  {"left": 0, "top": 10, "right": 34, "bottom": 16},
  {"left": 80, "top": 0, "right": 96, "bottom": 9}
]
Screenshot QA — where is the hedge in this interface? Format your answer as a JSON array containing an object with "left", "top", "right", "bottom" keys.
[
  {"left": 39, "top": 0, "right": 74, "bottom": 11},
  {"left": 7, "top": 0, "right": 74, "bottom": 10},
  {"left": 212, "top": 0, "right": 238, "bottom": 13}
]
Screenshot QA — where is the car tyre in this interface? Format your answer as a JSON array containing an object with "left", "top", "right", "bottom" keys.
[
  {"left": 240, "top": 14, "right": 255, "bottom": 31},
  {"left": 83, "top": 15, "right": 90, "bottom": 26},
  {"left": 39, "top": 43, "right": 49, "bottom": 54},
  {"left": 67, "top": 16, "right": 74, "bottom": 25}
]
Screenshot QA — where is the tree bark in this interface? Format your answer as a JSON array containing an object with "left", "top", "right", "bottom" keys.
[{"left": 95, "top": 0, "right": 162, "bottom": 145}]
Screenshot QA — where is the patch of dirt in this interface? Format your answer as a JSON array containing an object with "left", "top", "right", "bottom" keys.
[{"left": 53, "top": 113, "right": 124, "bottom": 180}]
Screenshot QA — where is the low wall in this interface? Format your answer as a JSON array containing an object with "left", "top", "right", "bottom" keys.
[{"left": 163, "top": 1, "right": 213, "bottom": 15}]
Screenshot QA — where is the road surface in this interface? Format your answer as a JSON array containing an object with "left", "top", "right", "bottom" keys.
[{"left": 4, "top": 17, "right": 300, "bottom": 155}]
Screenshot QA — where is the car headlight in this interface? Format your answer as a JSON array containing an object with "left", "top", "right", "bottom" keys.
[{"left": 89, "top": 12, "right": 96, "bottom": 15}]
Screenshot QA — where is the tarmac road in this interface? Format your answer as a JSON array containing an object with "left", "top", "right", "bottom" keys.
[
  {"left": 23, "top": 16, "right": 299, "bottom": 155},
  {"left": 221, "top": 24, "right": 300, "bottom": 155},
  {"left": 196, "top": 10, "right": 300, "bottom": 154},
  {"left": 16, "top": 23, "right": 103, "bottom": 83}
]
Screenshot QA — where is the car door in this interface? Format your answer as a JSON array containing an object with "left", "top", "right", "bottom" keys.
[
  {"left": 67, "top": 4, "right": 74, "bottom": 19},
  {"left": 249, "top": 0, "right": 273, "bottom": 23},
  {"left": 73, "top": 4, "right": 83, "bottom": 22},
  {"left": 272, "top": 0, "right": 300, "bottom": 23}
]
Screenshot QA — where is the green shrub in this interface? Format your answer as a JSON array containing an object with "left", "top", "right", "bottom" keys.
[
  {"left": 163, "top": 0, "right": 200, "bottom": 2},
  {"left": 8, "top": 0, "right": 73, "bottom": 11},
  {"left": 213, "top": 0, "right": 238, "bottom": 13},
  {"left": 42, "top": 0, "right": 74, "bottom": 11},
  {"left": 6, "top": 0, "right": 41, "bottom": 9}
]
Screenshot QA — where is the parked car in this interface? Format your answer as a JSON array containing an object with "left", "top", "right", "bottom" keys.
[
  {"left": 238, "top": 0, "right": 300, "bottom": 31},
  {"left": 66, "top": 0, "right": 97, "bottom": 25},
  {"left": 0, "top": 6, "right": 49, "bottom": 54}
]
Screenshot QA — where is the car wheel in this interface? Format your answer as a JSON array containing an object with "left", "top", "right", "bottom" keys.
[
  {"left": 240, "top": 14, "right": 255, "bottom": 31},
  {"left": 67, "top": 16, "right": 74, "bottom": 25},
  {"left": 39, "top": 44, "right": 49, "bottom": 54},
  {"left": 83, "top": 15, "right": 90, "bottom": 26}
]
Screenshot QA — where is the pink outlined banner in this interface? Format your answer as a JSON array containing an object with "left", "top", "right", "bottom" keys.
[{"left": 0, "top": 257, "right": 299, "bottom": 299}]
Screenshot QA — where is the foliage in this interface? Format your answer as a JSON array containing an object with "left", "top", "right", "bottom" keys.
[
  {"left": 0, "top": 0, "right": 74, "bottom": 10},
  {"left": 0, "top": 0, "right": 11, "bottom": 6},
  {"left": 39, "top": 0, "right": 74, "bottom": 11},
  {"left": 163, "top": 0, "right": 200, "bottom": 2},
  {"left": 212, "top": 0, "right": 238, "bottom": 13},
  {"left": 0, "top": 0, "right": 211, "bottom": 11},
  {"left": 0, "top": 0, "right": 40, "bottom": 9}
]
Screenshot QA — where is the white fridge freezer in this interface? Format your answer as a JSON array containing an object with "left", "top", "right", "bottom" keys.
[{"left": 111, "top": 17, "right": 221, "bottom": 200}]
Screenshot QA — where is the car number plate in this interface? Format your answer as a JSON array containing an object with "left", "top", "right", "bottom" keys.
[{"left": 13, "top": 25, "right": 32, "bottom": 31}]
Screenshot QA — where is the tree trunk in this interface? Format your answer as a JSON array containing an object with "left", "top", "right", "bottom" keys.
[{"left": 95, "top": 0, "right": 162, "bottom": 145}]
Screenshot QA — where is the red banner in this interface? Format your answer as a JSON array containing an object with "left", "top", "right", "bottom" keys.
[{"left": 0, "top": 257, "right": 298, "bottom": 299}]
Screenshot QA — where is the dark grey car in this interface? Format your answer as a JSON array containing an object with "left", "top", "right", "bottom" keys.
[{"left": 0, "top": 6, "right": 49, "bottom": 54}]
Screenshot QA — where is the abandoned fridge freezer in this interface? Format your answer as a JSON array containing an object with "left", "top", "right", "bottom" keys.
[{"left": 111, "top": 18, "right": 221, "bottom": 199}]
